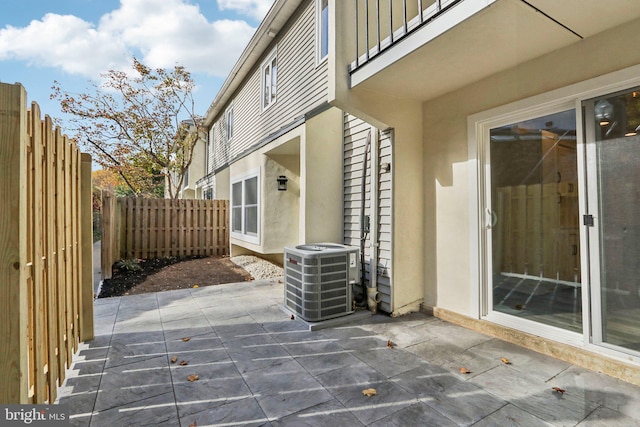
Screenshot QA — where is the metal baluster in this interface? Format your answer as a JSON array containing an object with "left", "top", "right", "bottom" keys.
[
  {"left": 365, "top": 0, "right": 370, "bottom": 62},
  {"left": 376, "top": 0, "right": 381, "bottom": 54},
  {"left": 389, "top": 0, "right": 394, "bottom": 44},
  {"left": 355, "top": 0, "right": 360, "bottom": 68},
  {"left": 418, "top": 0, "right": 423, "bottom": 24},
  {"left": 403, "top": 0, "right": 408, "bottom": 35}
]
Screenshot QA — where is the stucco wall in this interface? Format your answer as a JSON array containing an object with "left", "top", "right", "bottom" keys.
[
  {"left": 263, "top": 154, "right": 300, "bottom": 253},
  {"left": 302, "top": 107, "right": 344, "bottom": 244},
  {"left": 226, "top": 108, "right": 344, "bottom": 256},
  {"left": 423, "top": 17, "right": 640, "bottom": 317},
  {"left": 214, "top": 168, "right": 230, "bottom": 200},
  {"left": 228, "top": 127, "right": 302, "bottom": 255}
]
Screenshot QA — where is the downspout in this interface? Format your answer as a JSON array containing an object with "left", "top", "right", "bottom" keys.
[{"left": 358, "top": 131, "right": 371, "bottom": 306}]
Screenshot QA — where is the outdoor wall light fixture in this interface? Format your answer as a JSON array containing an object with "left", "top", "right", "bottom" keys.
[{"left": 277, "top": 175, "right": 288, "bottom": 191}]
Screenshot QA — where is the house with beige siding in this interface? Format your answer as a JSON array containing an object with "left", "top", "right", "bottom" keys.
[
  {"left": 329, "top": 0, "right": 640, "bottom": 384},
  {"left": 199, "top": 0, "right": 348, "bottom": 264},
  {"left": 201, "top": 0, "right": 640, "bottom": 384}
]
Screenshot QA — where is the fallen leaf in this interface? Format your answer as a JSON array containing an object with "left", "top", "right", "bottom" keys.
[
  {"left": 278, "top": 279, "right": 283, "bottom": 283},
  {"left": 193, "top": 284, "right": 199, "bottom": 288},
  {"left": 387, "top": 339, "right": 394, "bottom": 349},
  {"left": 170, "top": 356, "right": 178, "bottom": 363},
  {"left": 500, "top": 357, "right": 511, "bottom": 365},
  {"left": 179, "top": 360, "right": 189, "bottom": 366},
  {"left": 189, "top": 421, "right": 197, "bottom": 427},
  {"left": 290, "top": 314, "right": 295, "bottom": 320},
  {"left": 515, "top": 304, "right": 524, "bottom": 310},
  {"left": 362, "top": 388, "right": 377, "bottom": 397},
  {"left": 459, "top": 367, "right": 471, "bottom": 374},
  {"left": 187, "top": 374, "right": 199, "bottom": 382},
  {"left": 182, "top": 337, "right": 191, "bottom": 342},
  {"left": 552, "top": 387, "right": 566, "bottom": 395}
]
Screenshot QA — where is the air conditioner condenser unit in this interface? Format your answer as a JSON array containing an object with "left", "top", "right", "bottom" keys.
[{"left": 284, "top": 243, "right": 359, "bottom": 322}]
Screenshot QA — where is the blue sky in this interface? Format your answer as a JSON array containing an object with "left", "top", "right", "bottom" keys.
[{"left": 0, "top": 0, "right": 274, "bottom": 122}]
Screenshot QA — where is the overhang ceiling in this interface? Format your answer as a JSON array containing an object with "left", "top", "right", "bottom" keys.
[{"left": 350, "top": 0, "right": 640, "bottom": 102}]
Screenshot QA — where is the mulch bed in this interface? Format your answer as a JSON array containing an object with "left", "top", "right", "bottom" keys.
[{"left": 98, "top": 255, "right": 253, "bottom": 298}]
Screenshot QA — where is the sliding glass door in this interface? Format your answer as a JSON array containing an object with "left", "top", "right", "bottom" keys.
[
  {"left": 584, "top": 88, "right": 640, "bottom": 352},
  {"left": 487, "top": 109, "right": 582, "bottom": 333}
]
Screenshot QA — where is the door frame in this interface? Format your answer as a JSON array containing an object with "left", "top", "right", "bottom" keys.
[
  {"left": 468, "top": 64, "right": 640, "bottom": 358},
  {"left": 582, "top": 87, "right": 640, "bottom": 356}
]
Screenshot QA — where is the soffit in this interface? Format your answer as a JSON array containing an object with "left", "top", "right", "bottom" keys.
[{"left": 526, "top": 0, "right": 640, "bottom": 38}]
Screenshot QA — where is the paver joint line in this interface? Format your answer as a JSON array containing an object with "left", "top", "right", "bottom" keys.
[{"left": 55, "top": 281, "right": 640, "bottom": 426}]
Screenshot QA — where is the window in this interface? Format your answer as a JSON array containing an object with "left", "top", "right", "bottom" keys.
[
  {"left": 225, "top": 105, "right": 234, "bottom": 141},
  {"left": 317, "top": 0, "right": 329, "bottom": 62},
  {"left": 203, "top": 187, "right": 213, "bottom": 200},
  {"left": 231, "top": 172, "right": 259, "bottom": 242},
  {"left": 262, "top": 50, "right": 277, "bottom": 110}
]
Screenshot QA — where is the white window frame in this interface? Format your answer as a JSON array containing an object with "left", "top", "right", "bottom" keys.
[
  {"left": 230, "top": 170, "right": 260, "bottom": 245},
  {"left": 467, "top": 63, "right": 640, "bottom": 360},
  {"left": 316, "top": 0, "right": 329, "bottom": 64},
  {"left": 225, "top": 104, "right": 234, "bottom": 142},
  {"left": 261, "top": 49, "right": 278, "bottom": 111},
  {"left": 202, "top": 186, "right": 214, "bottom": 200}
]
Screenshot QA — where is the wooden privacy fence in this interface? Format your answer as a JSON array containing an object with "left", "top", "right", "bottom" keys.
[
  {"left": 493, "top": 182, "right": 580, "bottom": 282},
  {"left": 101, "top": 195, "right": 229, "bottom": 279},
  {"left": 0, "top": 83, "right": 94, "bottom": 404}
]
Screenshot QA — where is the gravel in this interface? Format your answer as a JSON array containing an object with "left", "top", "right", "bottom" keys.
[{"left": 230, "top": 255, "right": 284, "bottom": 280}]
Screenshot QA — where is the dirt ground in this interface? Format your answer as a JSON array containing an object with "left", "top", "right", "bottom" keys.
[{"left": 98, "top": 255, "right": 253, "bottom": 298}]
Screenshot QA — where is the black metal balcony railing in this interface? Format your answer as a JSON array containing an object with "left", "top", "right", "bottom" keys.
[{"left": 352, "top": 0, "right": 462, "bottom": 72}]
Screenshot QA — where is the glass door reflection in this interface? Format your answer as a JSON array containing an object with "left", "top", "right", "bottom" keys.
[{"left": 489, "top": 110, "right": 581, "bottom": 333}]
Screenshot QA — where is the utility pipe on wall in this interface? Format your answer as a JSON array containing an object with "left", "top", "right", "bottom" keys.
[
  {"left": 358, "top": 129, "right": 381, "bottom": 313},
  {"left": 359, "top": 131, "right": 371, "bottom": 306}
]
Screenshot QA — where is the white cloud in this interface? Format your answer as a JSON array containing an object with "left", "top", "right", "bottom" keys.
[
  {"left": 0, "top": 0, "right": 257, "bottom": 78},
  {"left": 217, "top": 0, "right": 274, "bottom": 21},
  {"left": 0, "top": 13, "right": 129, "bottom": 75}
]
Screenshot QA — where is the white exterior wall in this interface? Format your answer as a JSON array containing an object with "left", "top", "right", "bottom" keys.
[{"left": 424, "top": 16, "right": 640, "bottom": 317}]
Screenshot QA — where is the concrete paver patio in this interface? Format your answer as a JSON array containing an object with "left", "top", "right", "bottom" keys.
[{"left": 57, "top": 279, "right": 640, "bottom": 426}]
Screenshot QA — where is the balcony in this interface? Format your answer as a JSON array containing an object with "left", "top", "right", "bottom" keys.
[
  {"left": 344, "top": 0, "right": 640, "bottom": 103},
  {"left": 351, "top": 0, "right": 462, "bottom": 73}
]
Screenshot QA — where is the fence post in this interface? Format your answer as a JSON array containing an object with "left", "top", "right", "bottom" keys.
[
  {"left": 0, "top": 83, "right": 29, "bottom": 403},
  {"left": 101, "top": 191, "right": 113, "bottom": 280},
  {"left": 80, "top": 154, "right": 94, "bottom": 341}
]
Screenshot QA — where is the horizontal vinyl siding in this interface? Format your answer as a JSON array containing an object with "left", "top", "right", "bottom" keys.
[
  {"left": 376, "top": 129, "right": 393, "bottom": 311},
  {"left": 206, "top": 128, "right": 216, "bottom": 176},
  {"left": 343, "top": 113, "right": 393, "bottom": 313},
  {"left": 343, "top": 114, "right": 393, "bottom": 312},
  {"left": 209, "top": 0, "right": 328, "bottom": 171},
  {"left": 212, "top": 119, "right": 230, "bottom": 171}
]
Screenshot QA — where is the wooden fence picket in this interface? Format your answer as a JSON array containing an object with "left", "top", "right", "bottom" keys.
[
  {"left": 0, "top": 83, "right": 93, "bottom": 404},
  {"left": 100, "top": 196, "right": 229, "bottom": 278}
]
